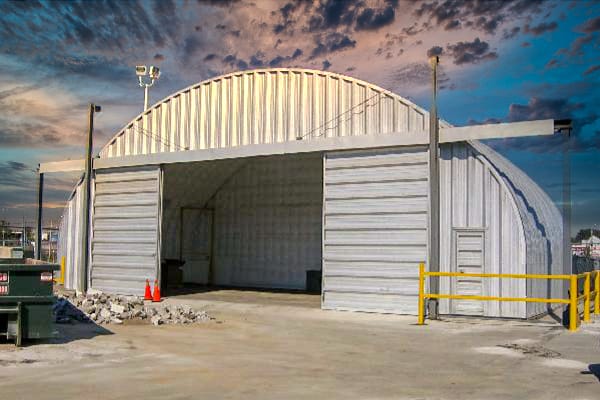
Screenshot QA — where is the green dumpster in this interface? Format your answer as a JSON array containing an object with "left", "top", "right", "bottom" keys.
[{"left": 0, "top": 258, "right": 59, "bottom": 346}]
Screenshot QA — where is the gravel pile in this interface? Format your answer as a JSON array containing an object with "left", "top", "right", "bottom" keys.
[{"left": 53, "top": 290, "right": 213, "bottom": 326}]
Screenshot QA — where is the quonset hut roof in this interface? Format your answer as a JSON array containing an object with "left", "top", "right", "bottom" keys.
[{"left": 99, "top": 68, "right": 449, "bottom": 158}]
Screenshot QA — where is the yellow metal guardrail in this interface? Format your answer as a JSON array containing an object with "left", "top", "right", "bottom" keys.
[
  {"left": 54, "top": 255, "right": 65, "bottom": 285},
  {"left": 417, "top": 263, "right": 600, "bottom": 332}
]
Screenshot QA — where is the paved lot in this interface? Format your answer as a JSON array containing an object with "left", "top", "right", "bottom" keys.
[{"left": 1, "top": 290, "right": 599, "bottom": 400}]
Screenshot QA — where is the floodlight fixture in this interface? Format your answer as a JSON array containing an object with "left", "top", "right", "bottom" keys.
[
  {"left": 136, "top": 64, "right": 161, "bottom": 111},
  {"left": 135, "top": 65, "right": 148, "bottom": 76},
  {"left": 149, "top": 66, "right": 160, "bottom": 80}
]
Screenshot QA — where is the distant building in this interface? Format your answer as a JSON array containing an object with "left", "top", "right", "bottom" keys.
[{"left": 572, "top": 235, "right": 600, "bottom": 258}]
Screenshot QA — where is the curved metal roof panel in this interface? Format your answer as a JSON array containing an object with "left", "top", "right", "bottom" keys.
[{"left": 99, "top": 68, "right": 434, "bottom": 158}]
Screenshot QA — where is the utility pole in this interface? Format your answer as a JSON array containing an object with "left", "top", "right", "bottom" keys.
[
  {"left": 428, "top": 56, "right": 440, "bottom": 320},
  {"left": 36, "top": 167, "right": 43, "bottom": 260},
  {"left": 80, "top": 103, "right": 101, "bottom": 292}
]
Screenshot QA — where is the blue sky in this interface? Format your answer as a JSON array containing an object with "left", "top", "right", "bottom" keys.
[{"left": 0, "top": 0, "right": 598, "bottom": 236}]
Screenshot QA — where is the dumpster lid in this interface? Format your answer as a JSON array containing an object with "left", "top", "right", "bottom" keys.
[{"left": 0, "top": 258, "right": 60, "bottom": 271}]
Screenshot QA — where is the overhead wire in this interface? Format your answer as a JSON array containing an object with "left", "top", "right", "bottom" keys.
[{"left": 297, "top": 87, "right": 394, "bottom": 140}]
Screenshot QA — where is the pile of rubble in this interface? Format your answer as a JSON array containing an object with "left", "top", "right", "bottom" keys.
[{"left": 53, "top": 290, "right": 213, "bottom": 326}]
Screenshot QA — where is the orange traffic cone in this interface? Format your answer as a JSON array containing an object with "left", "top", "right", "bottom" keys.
[
  {"left": 152, "top": 279, "right": 162, "bottom": 302},
  {"left": 144, "top": 279, "right": 152, "bottom": 300}
]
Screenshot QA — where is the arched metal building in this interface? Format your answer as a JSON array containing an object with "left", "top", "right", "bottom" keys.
[{"left": 56, "top": 68, "right": 563, "bottom": 318}]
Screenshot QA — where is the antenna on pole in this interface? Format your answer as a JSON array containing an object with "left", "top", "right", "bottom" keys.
[{"left": 136, "top": 65, "right": 161, "bottom": 111}]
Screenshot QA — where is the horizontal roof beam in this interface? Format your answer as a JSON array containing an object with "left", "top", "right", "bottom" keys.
[
  {"left": 39, "top": 159, "right": 85, "bottom": 174},
  {"left": 39, "top": 119, "right": 555, "bottom": 172},
  {"left": 440, "top": 119, "right": 554, "bottom": 143}
]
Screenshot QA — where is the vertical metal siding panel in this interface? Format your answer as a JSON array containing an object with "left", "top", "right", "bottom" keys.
[
  {"left": 313, "top": 74, "right": 322, "bottom": 139},
  {"left": 179, "top": 92, "right": 189, "bottom": 151},
  {"left": 468, "top": 148, "right": 484, "bottom": 227},
  {"left": 255, "top": 73, "right": 264, "bottom": 145},
  {"left": 264, "top": 72, "right": 273, "bottom": 144},
  {"left": 486, "top": 172, "right": 501, "bottom": 316},
  {"left": 322, "top": 146, "right": 429, "bottom": 315},
  {"left": 189, "top": 88, "right": 198, "bottom": 151},
  {"left": 220, "top": 77, "right": 230, "bottom": 148},
  {"left": 241, "top": 74, "right": 250, "bottom": 145},
  {"left": 235, "top": 74, "right": 243, "bottom": 147},
  {"left": 287, "top": 72, "right": 297, "bottom": 141},
  {"left": 210, "top": 81, "right": 219, "bottom": 148},
  {"left": 439, "top": 144, "right": 452, "bottom": 314},
  {"left": 452, "top": 144, "right": 467, "bottom": 227},
  {"left": 201, "top": 83, "right": 209, "bottom": 149},
  {"left": 276, "top": 71, "right": 285, "bottom": 143},
  {"left": 171, "top": 97, "right": 179, "bottom": 152}
]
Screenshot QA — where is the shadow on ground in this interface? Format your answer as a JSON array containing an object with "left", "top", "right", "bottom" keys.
[{"left": 581, "top": 364, "right": 600, "bottom": 382}]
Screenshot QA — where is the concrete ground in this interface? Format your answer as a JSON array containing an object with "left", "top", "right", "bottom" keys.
[{"left": 1, "top": 290, "right": 599, "bottom": 400}]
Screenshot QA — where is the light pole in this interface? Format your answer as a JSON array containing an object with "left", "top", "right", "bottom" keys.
[
  {"left": 80, "top": 103, "right": 101, "bottom": 292},
  {"left": 136, "top": 65, "right": 161, "bottom": 111},
  {"left": 428, "top": 55, "right": 440, "bottom": 319}
]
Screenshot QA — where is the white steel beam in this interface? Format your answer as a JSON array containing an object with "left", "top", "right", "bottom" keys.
[
  {"left": 39, "top": 159, "right": 85, "bottom": 173},
  {"left": 39, "top": 119, "right": 556, "bottom": 172},
  {"left": 440, "top": 119, "right": 554, "bottom": 143}
]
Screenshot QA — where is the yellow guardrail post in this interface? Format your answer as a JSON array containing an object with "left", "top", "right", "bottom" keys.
[
  {"left": 59, "top": 256, "right": 65, "bottom": 285},
  {"left": 418, "top": 263, "right": 425, "bottom": 325},
  {"left": 594, "top": 271, "right": 600, "bottom": 315},
  {"left": 584, "top": 272, "right": 591, "bottom": 322},
  {"left": 569, "top": 275, "right": 578, "bottom": 332}
]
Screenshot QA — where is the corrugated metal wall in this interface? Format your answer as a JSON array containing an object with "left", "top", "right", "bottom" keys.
[
  {"left": 439, "top": 142, "right": 526, "bottom": 318},
  {"left": 99, "top": 69, "right": 429, "bottom": 158},
  {"left": 161, "top": 159, "right": 246, "bottom": 261},
  {"left": 213, "top": 154, "right": 323, "bottom": 289},
  {"left": 90, "top": 167, "right": 161, "bottom": 295},
  {"left": 322, "top": 146, "right": 429, "bottom": 314},
  {"left": 57, "top": 178, "right": 85, "bottom": 292},
  {"left": 469, "top": 141, "right": 564, "bottom": 317}
]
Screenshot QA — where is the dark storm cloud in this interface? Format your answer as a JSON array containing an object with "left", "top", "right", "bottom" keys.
[
  {"left": 263, "top": 48, "right": 307, "bottom": 67},
  {"left": 322, "top": 60, "right": 332, "bottom": 70},
  {"left": 427, "top": 46, "right": 443, "bottom": 57},
  {"left": 310, "top": 33, "right": 356, "bottom": 58},
  {"left": 0, "top": 161, "right": 35, "bottom": 186},
  {"left": 249, "top": 54, "right": 264, "bottom": 67},
  {"left": 583, "top": 65, "right": 600, "bottom": 76},
  {"left": 392, "top": 62, "right": 430, "bottom": 86},
  {"left": 414, "top": 0, "right": 545, "bottom": 35},
  {"left": 556, "top": 15, "right": 600, "bottom": 58},
  {"left": 559, "top": 34, "right": 595, "bottom": 57},
  {"left": 579, "top": 16, "right": 600, "bottom": 33},
  {"left": 196, "top": 0, "right": 241, "bottom": 7},
  {"left": 274, "top": 0, "right": 397, "bottom": 35},
  {"left": 0, "top": 0, "right": 185, "bottom": 64},
  {"left": 507, "top": 98, "right": 584, "bottom": 122},
  {"left": 446, "top": 38, "right": 497, "bottom": 65},
  {"left": 445, "top": 20, "right": 461, "bottom": 31},
  {"left": 502, "top": 26, "right": 521, "bottom": 40},
  {"left": 203, "top": 54, "right": 219, "bottom": 62},
  {"left": 355, "top": 1, "right": 397, "bottom": 31},
  {"left": 0, "top": 119, "right": 66, "bottom": 148},
  {"left": 524, "top": 21, "right": 558, "bottom": 36},
  {"left": 477, "top": 97, "right": 600, "bottom": 154}
]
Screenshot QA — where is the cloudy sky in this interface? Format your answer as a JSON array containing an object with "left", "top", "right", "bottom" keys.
[{"left": 0, "top": 0, "right": 598, "bottom": 236}]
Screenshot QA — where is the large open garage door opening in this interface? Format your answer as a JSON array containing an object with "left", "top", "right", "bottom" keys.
[{"left": 160, "top": 153, "right": 323, "bottom": 306}]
